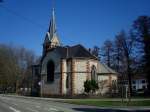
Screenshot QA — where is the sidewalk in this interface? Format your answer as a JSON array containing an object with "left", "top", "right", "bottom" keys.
[{"left": 0, "top": 94, "right": 66, "bottom": 102}]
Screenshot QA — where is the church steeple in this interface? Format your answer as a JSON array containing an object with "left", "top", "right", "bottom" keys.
[
  {"left": 48, "top": 8, "right": 56, "bottom": 39},
  {"left": 43, "top": 7, "right": 60, "bottom": 54}
]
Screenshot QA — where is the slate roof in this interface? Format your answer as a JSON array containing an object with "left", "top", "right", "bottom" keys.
[
  {"left": 50, "top": 44, "right": 97, "bottom": 59},
  {"left": 97, "top": 62, "right": 117, "bottom": 75},
  {"left": 42, "top": 44, "right": 117, "bottom": 75}
]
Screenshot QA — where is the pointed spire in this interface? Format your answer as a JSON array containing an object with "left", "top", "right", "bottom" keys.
[
  {"left": 48, "top": 8, "right": 56, "bottom": 40},
  {"left": 43, "top": 5, "right": 60, "bottom": 54}
]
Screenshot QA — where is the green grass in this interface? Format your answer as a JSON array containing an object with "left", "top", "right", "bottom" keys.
[{"left": 63, "top": 99, "right": 150, "bottom": 107}]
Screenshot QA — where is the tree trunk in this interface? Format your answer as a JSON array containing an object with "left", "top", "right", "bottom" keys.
[{"left": 127, "top": 58, "right": 132, "bottom": 104}]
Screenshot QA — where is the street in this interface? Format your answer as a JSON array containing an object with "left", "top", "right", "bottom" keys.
[{"left": 0, "top": 95, "right": 150, "bottom": 112}]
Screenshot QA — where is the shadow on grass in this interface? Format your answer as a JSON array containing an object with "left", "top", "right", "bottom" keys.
[{"left": 72, "top": 108, "right": 150, "bottom": 112}]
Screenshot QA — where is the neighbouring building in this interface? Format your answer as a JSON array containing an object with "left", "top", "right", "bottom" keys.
[
  {"left": 117, "top": 74, "right": 148, "bottom": 98},
  {"left": 124, "top": 76, "right": 147, "bottom": 92},
  {"left": 132, "top": 78, "right": 147, "bottom": 91},
  {"left": 32, "top": 8, "right": 118, "bottom": 96}
]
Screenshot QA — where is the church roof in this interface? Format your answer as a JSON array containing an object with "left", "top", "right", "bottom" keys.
[
  {"left": 67, "top": 44, "right": 97, "bottom": 59},
  {"left": 97, "top": 62, "right": 117, "bottom": 75},
  {"left": 47, "top": 44, "right": 97, "bottom": 59}
]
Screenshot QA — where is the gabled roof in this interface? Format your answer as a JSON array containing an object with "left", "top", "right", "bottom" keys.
[
  {"left": 97, "top": 62, "right": 117, "bottom": 75},
  {"left": 67, "top": 44, "right": 97, "bottom": 59},
  {"left": 44, "top": 44, "right": 97, "bottom": 59}
]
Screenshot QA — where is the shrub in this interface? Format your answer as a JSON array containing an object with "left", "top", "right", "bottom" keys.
[{"left": 84, "top": 80, "right": 99, "bottom": 94}]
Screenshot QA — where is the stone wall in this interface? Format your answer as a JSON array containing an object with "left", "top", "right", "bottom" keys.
[
  {"left": 74, "top": 59, "right": 87, "bottom": 94},
  {"left": 73, "top": 59, "right": 98, "bottom": 94},
  {"left": 60, "top": 59, "right": 67, "bottom": 95},
  {"left": 97, "top": 74, "right": 117, "bottom": 95},
  {"left": 40, "top": 51, "right": 62, "bottom": 96},
  {"left": 40, "top": 50, "right": 117, "bottom": 96}
]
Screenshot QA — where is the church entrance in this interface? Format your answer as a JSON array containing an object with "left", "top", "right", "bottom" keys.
[{"left": 47, "top": 60, "right": 55, "bottom": 82}]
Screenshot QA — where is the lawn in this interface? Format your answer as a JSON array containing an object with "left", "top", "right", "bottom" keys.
[{"left": 62, "top": 99, "right": 150, "bottom": 107}]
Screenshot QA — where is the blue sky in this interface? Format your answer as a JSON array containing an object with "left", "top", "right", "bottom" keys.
[{"left": 0, "top": 0, "right": 150, "bottom": 56}]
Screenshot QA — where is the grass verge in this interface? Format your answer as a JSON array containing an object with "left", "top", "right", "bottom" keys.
[{"left": 62, "top": 99, "right": 150, "bottom": 107}]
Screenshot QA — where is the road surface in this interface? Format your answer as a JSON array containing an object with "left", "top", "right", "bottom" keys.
[{"left": 0, "top": 95, "right": 150, "bottom": 112}]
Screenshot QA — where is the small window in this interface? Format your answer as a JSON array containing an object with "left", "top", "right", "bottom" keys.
[
  {"left": 112, "top": 80, "right": 116, "bottom": 84},
  {"left": 142, "top": 80, "right": 145, "bottom": 83},
  {"left": 133, "top": 86, "right": 136, "bottom": 89},
  {"left": 35, "top": 68, "right": 39, "bottom": 75},
  {"left": 142, "top": 86, "right": 146, "bottom": 89},
  {"left": 124, "top": 81, "right": 128, "bottom": 85},
  {"left": 66, "top": 74, "right": 69, "bottom": 88},
  {"left": 132, "top": 80, "right": 136, "bottom": 84}
]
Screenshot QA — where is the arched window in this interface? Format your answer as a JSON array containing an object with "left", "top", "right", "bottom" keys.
[
  {"left": 47, "top": 60, "right": 55, "bottom": 82},
  {"left": 91, "top": 65, "right": 97, "bottom": 81}
]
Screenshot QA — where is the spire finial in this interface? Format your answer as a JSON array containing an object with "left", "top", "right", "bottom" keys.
[
  {"left": 52, "top": 0, "right": 55, "bottom": 10},
  {"left": 52, "top": 0, "right": 55, "bottom": 20}
]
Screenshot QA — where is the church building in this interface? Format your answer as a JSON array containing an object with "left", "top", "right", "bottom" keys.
[{"left": 33, "top": 8, "right": 117, "bottom": 96}]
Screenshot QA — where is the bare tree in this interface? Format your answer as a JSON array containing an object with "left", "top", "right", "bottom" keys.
[
  {"left": 0, "top": 44, "right": 38, "bottom": 94},
  {"left": 115, "top": 30, "right": 136, "bottom": 102},
  {"left": 101, "top": 40, "right": 114, "bottom": 67},
  {"left": 91, "top": 46, "right": 100, "bottom": 60},
  {"left": 113, "top": 35, "right": 124, "bottom": 73},
  {"left": 0, "top": 44, "right": 20, "bottom": 93},
  {"left": 15, "top": 47, "right": 37, "bottom": 95}
]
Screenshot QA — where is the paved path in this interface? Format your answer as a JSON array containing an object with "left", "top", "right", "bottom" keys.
[{"left": 0, "top": 95, "right": 150, "bottom": 112}]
